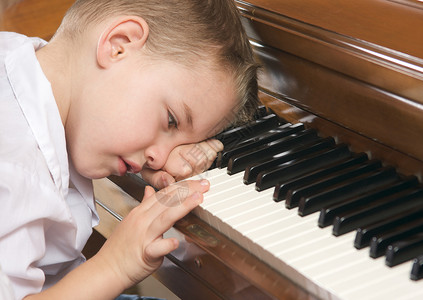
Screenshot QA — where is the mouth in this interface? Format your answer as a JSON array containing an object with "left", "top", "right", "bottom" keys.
[{"left": 119, "top": 157, "right": 141, "bottom": 175}]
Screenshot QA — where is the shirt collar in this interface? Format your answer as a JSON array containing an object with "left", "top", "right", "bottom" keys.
[{"left": 5, "top": 36, "right": 69, "bottom": 199}]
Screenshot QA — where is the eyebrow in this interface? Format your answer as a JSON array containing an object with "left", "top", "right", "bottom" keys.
[{"left": 183, "top": 103, "right": 193, "bottom": 128}]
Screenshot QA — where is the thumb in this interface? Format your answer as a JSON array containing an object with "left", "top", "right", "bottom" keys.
[{"left": 142, "top": 185, "right": 156, "bottom": 200}]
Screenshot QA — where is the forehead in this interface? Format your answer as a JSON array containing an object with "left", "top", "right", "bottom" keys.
[
  {"left": 129, "top": 55, "right": 237, "bottom": 138},
  {"left": 172, "top": 63, "right": 237, "bottom": 136}
]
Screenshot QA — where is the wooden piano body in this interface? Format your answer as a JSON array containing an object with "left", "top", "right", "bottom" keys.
[{"left": 2, "top": 0, "right": 423, "bottom": 299}]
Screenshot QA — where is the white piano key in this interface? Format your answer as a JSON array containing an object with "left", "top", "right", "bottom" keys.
[
  {"left": 328, "top": 256, "right": 388, "bottom": 288},
  {"left": 253, "top": 219, "right": 318, "bottom": 249},
  {"left": 313, "top": 254, "right": 373, "bottom": 284},
  {"left": 205, "top": 189, "right": 271, "bottom": 214},
  {"left": 226, "top": 201, "right": 285, "bottom": 227},
  {"left": 339, "top": 262, "right": 420, "bottom": 299},
  {"left": 287, "top": 236, "right": 356, "bottom": 270},
  {"left": 359, "top": 271, "right": 423, "bottom": 300},
  {"left": 269, "top": 227, "right": 340, "bottom": 261},
  {"left": 245, "top": 212, "right": 319, "bottom": 249},
  {"left": 237, "top": 207, "right": 297, "bottom": 234},
  {"left": 219, "top": 195, "right": 273, "bottom": 219},
  {"left": 202, "top": 188, "right": 252, "bottom": 211},
  {"left": 241, "top": 214, "right": 305, "bottom": 243}
]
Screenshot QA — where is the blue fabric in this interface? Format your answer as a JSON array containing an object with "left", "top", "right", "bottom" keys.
[{"left": 115, "top": 294, "right": 166, "bottom": 300}]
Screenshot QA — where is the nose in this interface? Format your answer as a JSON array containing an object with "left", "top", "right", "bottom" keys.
[{"left": 144, "top": 144, "right": 172, "bottom": 170}]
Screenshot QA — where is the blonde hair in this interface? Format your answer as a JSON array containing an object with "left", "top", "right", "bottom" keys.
[{"left": 58, "top": 0, "right": 259, "bottom": 126}]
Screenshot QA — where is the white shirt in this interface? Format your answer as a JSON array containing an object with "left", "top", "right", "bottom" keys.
[
  {"left": 0, "top": 268, "right": 14, "bottom": 300},
  {"left": 0, "top": 32, "right": 99, "bottom": 300}
]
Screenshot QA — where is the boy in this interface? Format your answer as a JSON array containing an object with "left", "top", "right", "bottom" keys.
[{"left": 0, "top": 0, "right": 259, "bottom": 299}]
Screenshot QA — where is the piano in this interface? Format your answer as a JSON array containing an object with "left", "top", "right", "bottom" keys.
[
  {"left": 93, "top": 1, "right": 423, "bottom": 299},
  {"left": 3, "top": 0, "right": 423, "bottom": 299}
]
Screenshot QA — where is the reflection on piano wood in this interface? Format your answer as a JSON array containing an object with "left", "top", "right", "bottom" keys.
[{"left": 94, "top": 0, "right": 423, "bottom": 299}]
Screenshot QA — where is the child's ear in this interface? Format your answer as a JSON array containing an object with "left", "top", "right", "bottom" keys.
[{"left": 97, "top": 16, "right": 149, "bottom": 68}]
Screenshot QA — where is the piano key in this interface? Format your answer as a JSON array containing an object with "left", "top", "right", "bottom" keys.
[
  {"left": 251, "top": 215, "right": 320, "bottom": 251},
  {"left": 319, "top": 176, "right": 419, "bottom": 229},
  {"left": 218, "top": 123, "right": 303, "bottom": 168},
  {"left": 253, "top": 104, "right": 269, "bottom": 119},
  {"left": 286, "top": 159, "right": 382, "bottom": 211},
  {"left": 215, "top": 113, "right": 281, "bottom": 148},
  {"left": 369, "top": 218, "right": 423, "bottom": 258},
  {"left": 333, "top": 188, "right": 423, "bottom": 236},
  {"left": 271, "top": 145, "right": 355, "bottom": 202},
  {"left": 354, "top": 205, "right": 423, "bottom": 249},
  {"left": 245, "top": 137, "right": 335, "bottom": 186},
  {"left": 227, "top": 128, "right": 320, "bottom": 174},
  {"left": 312, "top": 250, "right": 376, "bottom": 284},
  {"left": 411, "top": 255, "right": 423, "bottom": 280},
  {"left": 225, "top": 200, "right": 287, "bottom": 231},
  {"left": 385, "top": 233, "right": 423, "bottom": 267},
  {"left": 282, "top": 153, "right": 369, "bottom": 208},
  {"left": 298, "top": 166, "right": 399, "bottom": 216},
  {"left": 338, "top": 261, "right": 416, "bottom": 300},
  {"left": 207, "top": 189, "right": 273, "bottom": 218}
]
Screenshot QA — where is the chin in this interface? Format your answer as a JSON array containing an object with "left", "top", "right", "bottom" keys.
[{"left": 74, "top": 164, "right": 109, "bottom": 180}]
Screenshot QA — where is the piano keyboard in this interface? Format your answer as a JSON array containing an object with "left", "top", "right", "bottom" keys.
[{"left": 188, "top": 111, "right": 423, "bottom": 300}]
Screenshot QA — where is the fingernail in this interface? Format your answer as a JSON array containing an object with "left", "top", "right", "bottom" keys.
[{"left": 200, "top": 179, "right": 209, "bottom": 187}]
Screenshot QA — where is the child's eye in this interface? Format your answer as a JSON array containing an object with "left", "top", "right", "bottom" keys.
[{"left": 168, "top": 111, "right": 178, "bottom": 129}]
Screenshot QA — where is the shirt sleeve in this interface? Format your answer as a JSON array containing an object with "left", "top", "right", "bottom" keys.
[
  {"left": 0, "top": 267, "right": 14, "bottom": 300},
  {"left": 0, "top": 161, "right": 69, "bottom": 300}
]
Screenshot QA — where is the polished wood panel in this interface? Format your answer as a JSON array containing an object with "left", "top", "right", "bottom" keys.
[
  {"left": 237, "top": 0, "right": 423, "bottom": 168},
  {"left": 240, "top": 0, "right": 423, "bottom": 59},
  {"left": 0, "top": 0, "right": 73, "bottom": 40},
  {"left": 259, "top": 91, "right": 423, "bottom": 181}
]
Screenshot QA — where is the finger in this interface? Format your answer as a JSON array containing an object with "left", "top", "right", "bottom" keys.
[
  {"left": 206, "top": 139, "right": 224, "bottom": 152},
  {"left": 141, "top": 168, "right": 175, "bottom": 189},
  {"left": 198, "top": 140, "right": 220, "bottom": 161},
  {"left": 178, "top": 143, "right": 216, "bottom": 177},
  {"left": 142, "top": 185, "right": 156, "bottom": 201},
  {"left": 157, "top": 172, "right": 176, "bottom": 189},
  {"left": 142, "top": 179, "right": 209, "bottom": 210},
  {"left": 144, "top": 237, "right": 179, "bottom": 261},
  {"left": 147, "top": 190, "right": 204, "bottom": 238}
]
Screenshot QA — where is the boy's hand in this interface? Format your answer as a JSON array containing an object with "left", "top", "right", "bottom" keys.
[
  {"left": 141, "top": 139, "right": 223, "bottom": 189},
  {"left": 95, "top": 179, "right": 209, "bottom": 290}
]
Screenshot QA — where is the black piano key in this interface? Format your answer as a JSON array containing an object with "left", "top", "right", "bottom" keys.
[
  {"left": 227, "top": 129, "right": 320, "bottom": 175},
  {"left": 333, "top": 188, "right": 423, "bottom": 236},
  {"left": 320, "top": 176, "right": 419, "bottom": 229},
  {"left": 248, "top": 137, "right": 335, "bottom": 188},
  {"left": 218, "top": 123, "right": 303, "bottom": 168},
  {"left": 215, "top": 113, "right": 281, "bottom": 148},
  {"left": 354, "top": 201, "right": 423, "bottom": 249},
  {"left": 411, "top": 255, "right": 423, "bottom": 281},
  {"left": 254, "top": 105, "right": 269, "bottom": 119},
  {"left": 369, "top": 218, "right": 423, "bottom": 258},
  {"left": 386, "top": 233, "right": 423, "bottom": 267},
  {"left": 282, "top": 153, "right": 368, "bottom": 207},
  {"left": 272, "top": 145, "right": 355, "bottom": 202},
  {"left": 298, "top": 166, "right": 399, "bottom": 216},
  {"left": 286, "top": 159, "right": 381, "bottom": 210}
]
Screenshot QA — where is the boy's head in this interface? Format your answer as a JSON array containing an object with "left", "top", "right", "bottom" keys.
[
  {"left": 45, "top": 0, "right": 259, "bottom": 178},
  {"left": 57, "top": 0, "right": 259, "bottom": 126}
]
